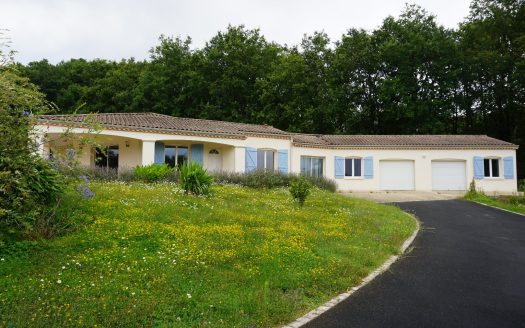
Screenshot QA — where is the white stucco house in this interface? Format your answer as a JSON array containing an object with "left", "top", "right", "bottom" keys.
[{"left": 35, "top": 112, "right": 519, "bottom": 193}]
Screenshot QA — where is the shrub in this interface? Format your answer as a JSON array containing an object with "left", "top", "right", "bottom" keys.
[
  {"left": 0, "top": 68, "right": 67, "bottom": 240},
  {"left": 289, "top": 177, "right": 312, "bottom": 207},
  {"left": 179, "top": 162, "right": 213, "bottom": 195},
  {"left": 519, "top": 179, "right": 525, "bottom": 192},
  {"left": 305, "top": 175, "right": 337, "bottom": 193},
  {"left": 245, "top": 170, "right": 289, "bottom": 188},
  {"left": 212, "top": 170, "right": 337, "bottom": 192},
  {"left": 133, "top": 164, "right": 175, "bottom": 182}
]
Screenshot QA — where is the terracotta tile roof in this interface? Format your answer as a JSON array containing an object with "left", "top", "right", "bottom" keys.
[
  {"left": 37, "top": 112, "right": 517, "bottom": 149},
  {"left": 38, "top": 112, "right": 288, "bottom": 137},
  {"left": 292, "top": 134, "right": 518, "bottom": 149}
]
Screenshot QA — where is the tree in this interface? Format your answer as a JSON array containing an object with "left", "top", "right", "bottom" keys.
[
  {"left": 198, "top": 25, "right": 280, "bottom": 123},
  {"left": 0, "top": 48, "right": 64, "bottom": 238}
]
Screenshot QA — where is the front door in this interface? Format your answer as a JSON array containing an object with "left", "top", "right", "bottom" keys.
[{"left": 207, "top": 149, "right": 222, "bottom": 172}]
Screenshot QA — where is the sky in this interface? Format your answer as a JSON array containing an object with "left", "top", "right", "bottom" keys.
[{"left": 1, "top": 0, "right": 472, "bottom": 64}]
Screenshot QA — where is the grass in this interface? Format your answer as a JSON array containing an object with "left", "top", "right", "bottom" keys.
[
  {"left": 465, "top": 192, "right": 525, "bottom": 215},
  {"left": 0, "top": 182, "right": 416, "bottom": 327}
]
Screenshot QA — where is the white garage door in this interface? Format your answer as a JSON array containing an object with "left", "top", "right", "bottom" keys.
[
  {"left": 431, "top": 161, "right": 467, "bottom": 191},
  {"left": 380, "top": 160, "right": 415, "bottom": 190}
]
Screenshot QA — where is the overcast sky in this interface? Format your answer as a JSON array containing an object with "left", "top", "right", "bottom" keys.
[{"left": 2, "top": 0, "right": 472, "bottom": 64}]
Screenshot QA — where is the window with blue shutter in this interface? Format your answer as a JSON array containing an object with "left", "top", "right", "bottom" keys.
[
  {"left": 190, "top": 144, "right": 204, "bottom": 166},
  {"left": 503, "top": 156, "right": 514, "bottom": 179},
  {"left": 245, "top": 147, "right": 257, "bottom": 173},
  {"left": 334, "top": 156, "right": 344, "bottom": 179},
  {"left": 278, "top": 149, "right": 288, "bottom": 174},
  {"left": 364, "top": 156, "right": 374, "bottom": 179},
  {"left": 473, "top": 156, "right": 484, "bottom": 179},
  {"left": 154, "top": 142, "right": 165, "bottom": 164}
]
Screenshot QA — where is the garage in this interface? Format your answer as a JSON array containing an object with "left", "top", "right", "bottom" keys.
[
  {"left": 431, "top": 161, "right": 467, "bottom": 191},
  {"left": 379, "top": 160, "right": 415, "bottom": 190}
]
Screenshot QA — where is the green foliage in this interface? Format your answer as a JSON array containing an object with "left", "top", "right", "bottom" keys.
[
  {"left": 518, "top": 179, "right": 524, "bottom": 192},
  {"left": 0, "top": 67, "right": 66, "bottom": 239},
  {"left": 304, "top": 175, "right": 338, "bottom": 193},
  {"left": 289, "top": 177, "right": 312, "bottom": 207},
  {"left": 0, "top": 182, "right": 416, "bottom": 327},
  {"left": 465, "top": 192, "right": 525, "bottom": 215},
  {"left": 179, "top": 162, "right": 213, "bottom": 195},
  {"left": 133, "top": 164, "right": 176, "bottom": 183},
  {"left": 13, "top": 1, "right": 525, "bottom": 178},
  {"left": 212, "top": 170, "right": 337, "bottom": 192},
  {"left": 244, "top": 169, "right": 289, "bottom": 188}
]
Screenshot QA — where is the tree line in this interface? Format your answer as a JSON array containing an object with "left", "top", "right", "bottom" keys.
[{"left": 15, "top": 0, "right": 525, "bottom": 177}]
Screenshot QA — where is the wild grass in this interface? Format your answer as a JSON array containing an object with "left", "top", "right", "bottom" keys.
[
  {"left": 0, "top": 182, "right": 415, "bottom": 327},
  {"left": 465, "top": 192, "right": 525, "bottom": 215}
]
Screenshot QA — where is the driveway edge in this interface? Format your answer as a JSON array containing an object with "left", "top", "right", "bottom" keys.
[
  {"left": 472, "top": 201, "right": 525, "bottom": 217},
  {"left": 282, "top": 214, "right": 420, "bottom": 328}
]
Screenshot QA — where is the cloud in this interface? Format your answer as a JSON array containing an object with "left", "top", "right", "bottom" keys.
[{"left": 1, "top": 0, "right": 471, "bottom": 64}]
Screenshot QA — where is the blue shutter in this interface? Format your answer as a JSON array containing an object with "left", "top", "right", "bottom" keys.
[
  {"left": 335, "top": 156, "right": 344, "bottom": 179},
  {"left": 278, "top": 149, "right": 289, "bottom": 174},
  {"left": 245, "top": 147, "right": 257, "bottom": 173},
  {"left": 503, "top": 156, "right": 514, "bottom": 179},
  {"left": 190, "top": 144, "right": 204, "bottom": 166},
  {"left": 473, "top": 156, "right": 484, "bottom": 180},
  {"left": 154, "top": 142, "right": 165, "bottom": 164},
  {"left": 364, "top": 156, "right": 374, "bottom": 179}
]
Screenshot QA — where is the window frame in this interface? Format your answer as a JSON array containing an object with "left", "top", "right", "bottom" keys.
[
  {"left": 483, "top": 157, "right": 501, "bottom": 178},
  {"left": 94, "top": 145, "right": 119, "bottom": 170},
  {"left": 300, "top": 156, "right": 324, "bottom": 178},
  {"left": 164, "top": 145, "right": 189, "bottom": 168},
  {"left": 256, "top": 149, "right": 276, "bottom": 171},
  {"left": 344, "top": 157, "right": 363, "bottom": 178}
]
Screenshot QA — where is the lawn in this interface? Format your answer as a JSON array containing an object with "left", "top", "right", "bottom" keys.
[
  {"left": 465, "top": 192, "right": 525, "bottom": 215},
  {"left": 0, "top": 182, "right": 416, "bottom": 327}
]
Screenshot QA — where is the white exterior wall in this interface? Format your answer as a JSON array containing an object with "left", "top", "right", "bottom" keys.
[
  {"left": 291, "top": 147, "right": 518, "bottom": 193},
  {"left": 35, "top": 124, "right": 518, "bottom": 193}
]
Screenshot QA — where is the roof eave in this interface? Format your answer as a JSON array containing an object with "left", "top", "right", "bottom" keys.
[
  {"left": 292, "top": 142, "right": 519, "bottom": 150},
  {"left": 36, "top": 119, "right": 294, "bottom": 140}
]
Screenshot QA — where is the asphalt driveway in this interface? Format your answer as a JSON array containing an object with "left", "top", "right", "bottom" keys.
[{"left": 304, "top": 200, "right": 525, "bottom": 328}]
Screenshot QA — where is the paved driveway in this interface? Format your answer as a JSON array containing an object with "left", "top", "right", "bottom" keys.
[{"left": 304, "top": 200, "right": 525, "bottom": 328}]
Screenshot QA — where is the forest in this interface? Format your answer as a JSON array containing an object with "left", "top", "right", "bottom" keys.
[{"left": 14, "top": 0, "right": 525, "bottom": 178}]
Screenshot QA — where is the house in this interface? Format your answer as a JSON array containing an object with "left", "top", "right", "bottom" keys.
[{"left": 35, "top": 112, "right": 519, "bottom": 193}]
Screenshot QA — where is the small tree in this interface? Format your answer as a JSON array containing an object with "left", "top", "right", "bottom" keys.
[{"left": 290, "top": 177, "right": 312, "bottom": 207}]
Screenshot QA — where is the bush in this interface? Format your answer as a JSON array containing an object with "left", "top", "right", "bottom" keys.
[
  {"left": 133, "top": 164, "right": 175, "bottom": 182},
  {"left": 0, "top": 69, "right": 67, "bottom": 240},
  {"left": 519, "top": 179, "right": 525, "bottom": 192},
  {"left": 304, "top": 175, "right": 337, "bottom": 193},
  {"left": 212, "top": 170, "right": 337, "bottom": 192},
  {"left": 290, "top": 177, "right": 312, "bottom": 207},
  {"left": 245, "top": 170, "right": 289, "bottom": 188},
  {"left": 179, "top": 162, "right": 213, "bottom": 195}
]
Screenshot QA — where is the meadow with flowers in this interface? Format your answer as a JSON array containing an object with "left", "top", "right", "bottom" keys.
[{"left": 0, "top": 182, "right": 415, "bottom": 327}]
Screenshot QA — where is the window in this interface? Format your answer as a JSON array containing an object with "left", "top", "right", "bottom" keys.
[
  {"left": 345, "top": 158, "right": 362, "bottom": 177},
  {"left": 257, "top": 149, "right": 274, "bottom": 170},
  {"left": 95, "top": 145, "right": 119, "bottom": 170},
  {"left": 301, "top": 157, "right": 324, "bottom": 177},
  {"left": 165, "top": 146, "right": 188, "bottom": 168},
  {"left": 484, "top": 158, "right": 500, "bottom": 178}
]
